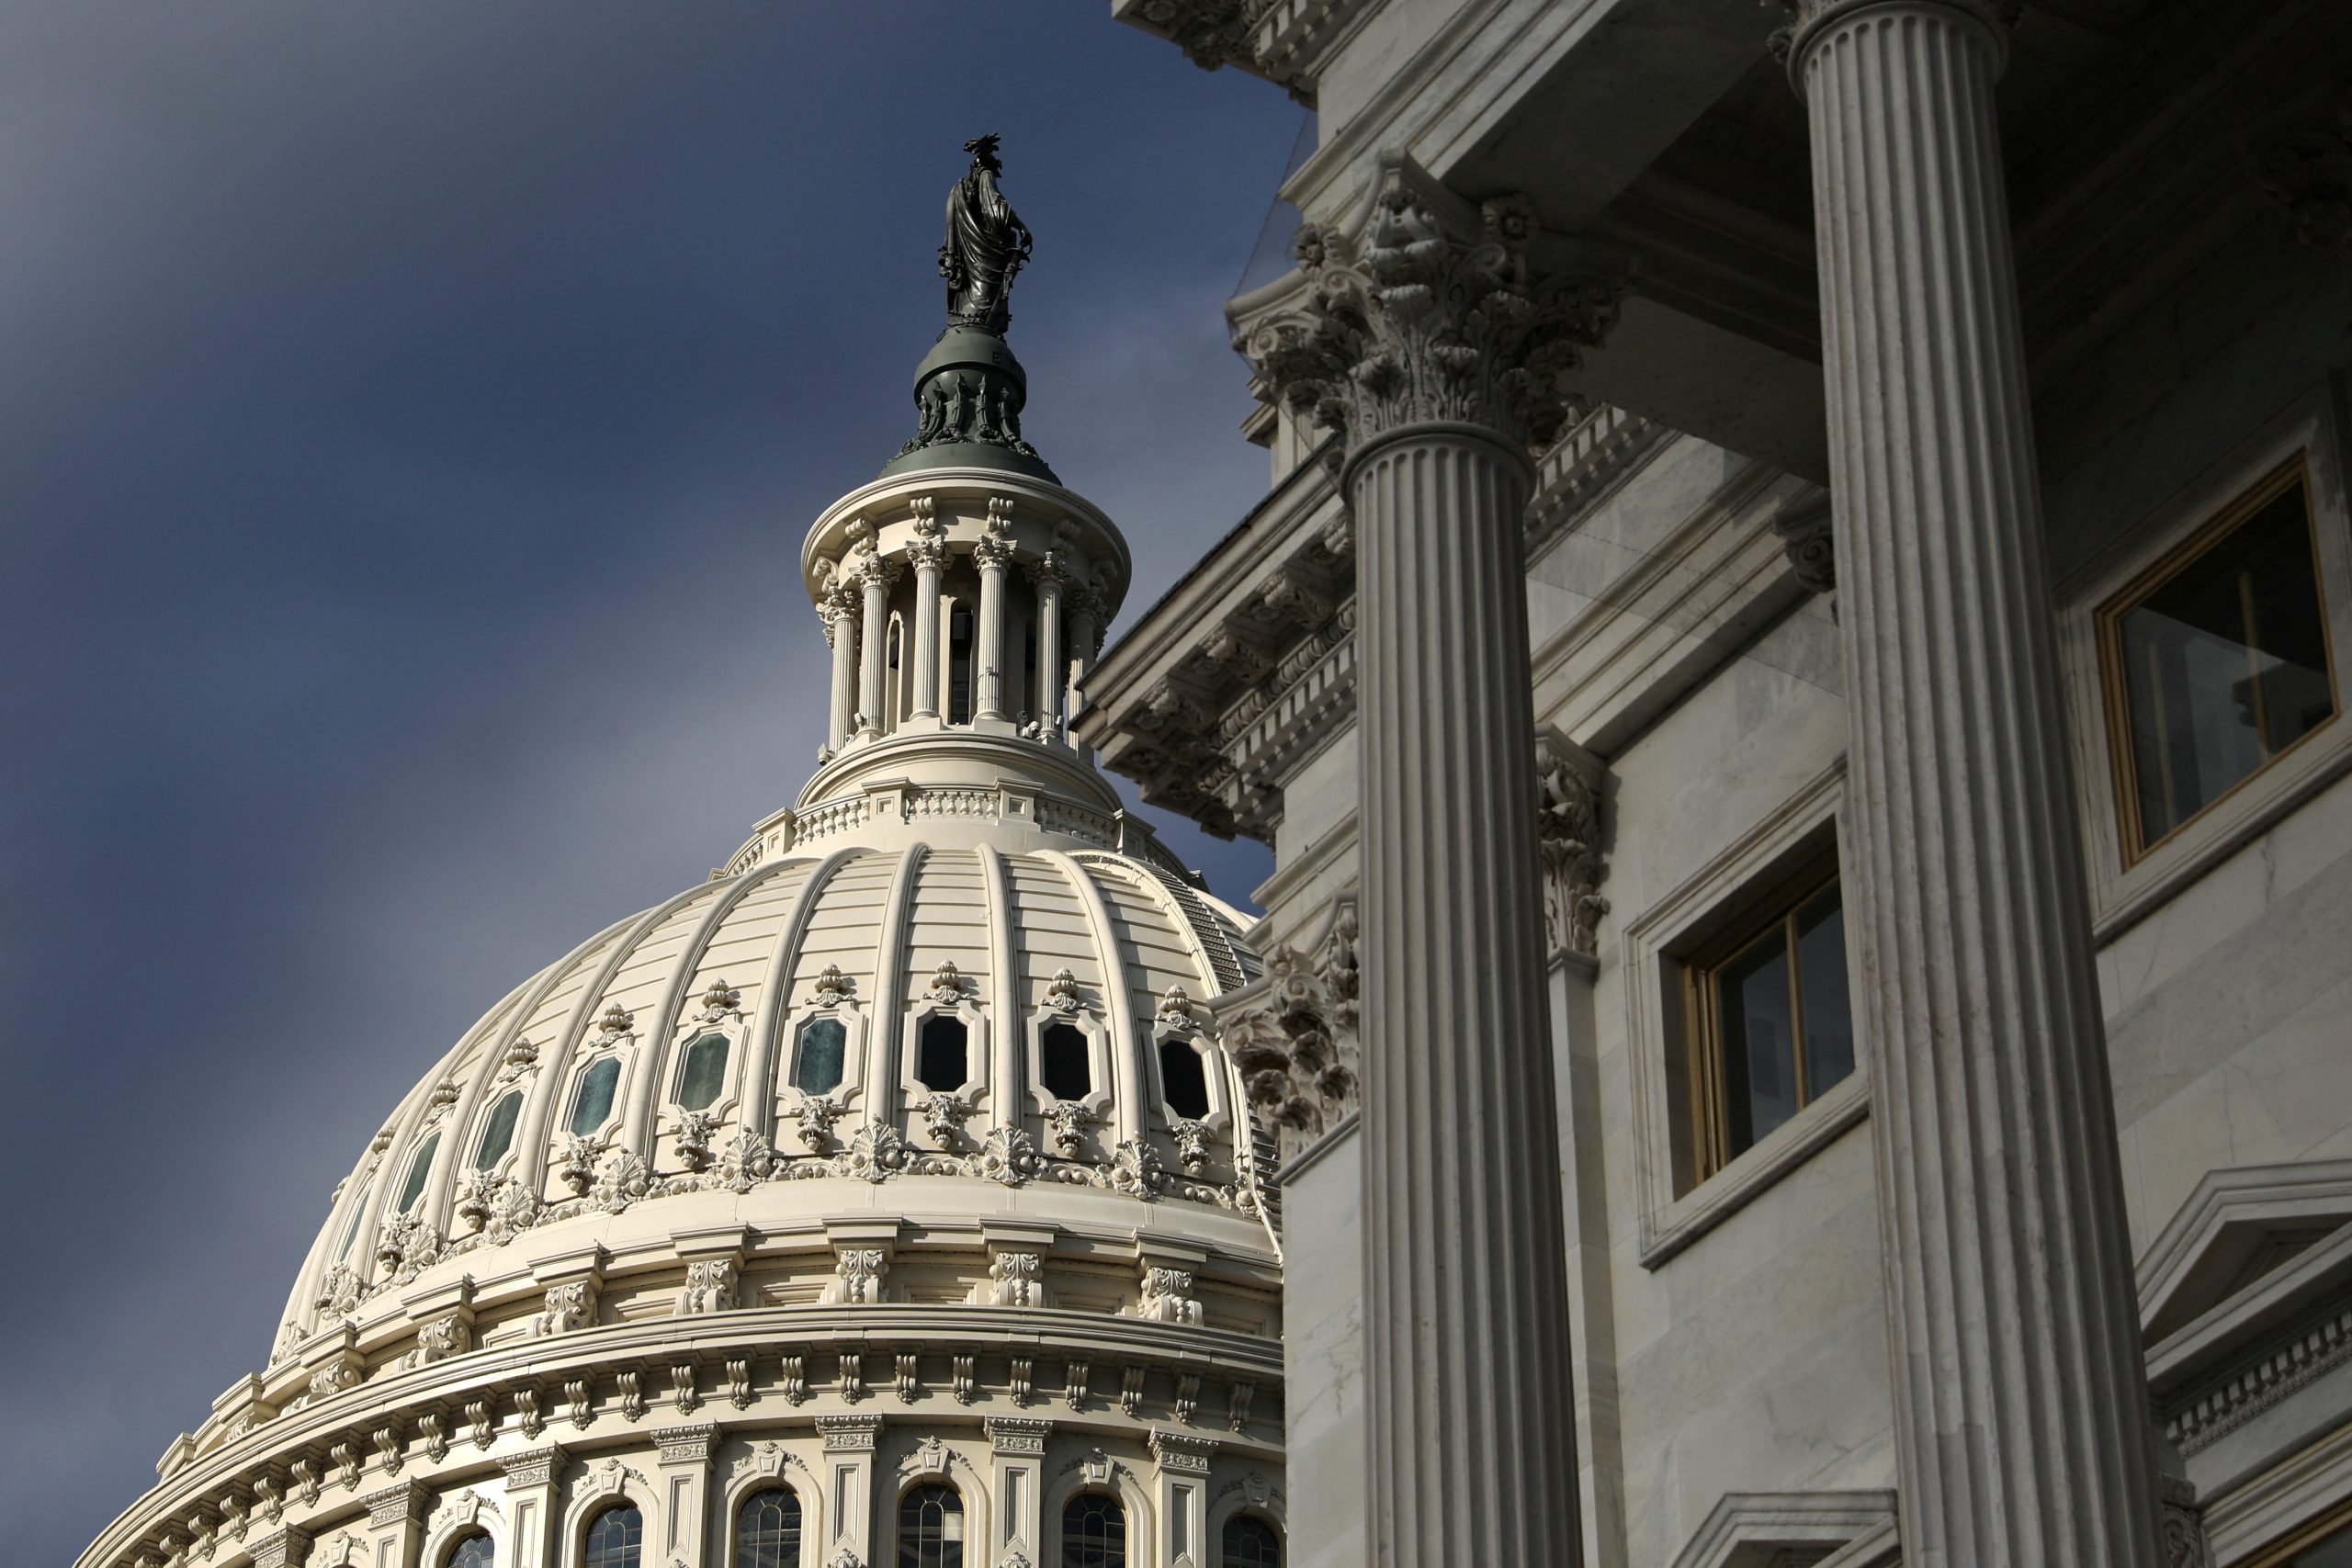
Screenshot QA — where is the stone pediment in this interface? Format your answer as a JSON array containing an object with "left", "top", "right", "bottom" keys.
[{"left": 2138, "top": 1160, "right": 2352, "bottom": 1345}]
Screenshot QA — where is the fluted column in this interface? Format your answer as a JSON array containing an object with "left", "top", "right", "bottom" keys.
[
  {"left": 855, "top": 554, "right": 898, "bottom": 739},
  {"left": 973, "top": 534, "right": 1013, "bottom": 721},
  {"left": 1787, "top": 4, "right": 2165, "bottom": 1565},
  {"left": 1066, "top": 583, "right": 1100, "bottom": 727},
  {"left": 1242, "top": 162, "right": 1620, "bottom": 1568},
  {"left": 1031, "top": 555, "right": 1067, "bottom": 739},
  {"left": 823, "top": 579, "right": 859, "bottom": 750},
  {"left": 910, "top": 531, "right": 946, "bottom": 721}
]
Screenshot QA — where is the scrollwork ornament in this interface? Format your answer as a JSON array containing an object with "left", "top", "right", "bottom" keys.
[{"left": 1239, "top": 170, "right": 1621, "bottom": 456}]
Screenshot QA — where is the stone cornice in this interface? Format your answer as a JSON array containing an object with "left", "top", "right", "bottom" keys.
[{"left": 83, "top": 1304, "right": 1286, "bottom": 1568}]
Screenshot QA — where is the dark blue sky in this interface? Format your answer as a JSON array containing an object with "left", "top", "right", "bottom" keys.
[{"left": 0, "top": 6, "right": 1292, "bottom": 1556}]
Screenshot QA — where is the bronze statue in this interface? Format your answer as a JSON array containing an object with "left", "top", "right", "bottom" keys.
[{"left": 939, "top": 133, "right": 1033, "bottom": 335}]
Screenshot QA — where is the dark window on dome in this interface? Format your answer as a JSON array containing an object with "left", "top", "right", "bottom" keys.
[
  {"left": 583, "top": 1503, "right": 642, "bottom": 1568},
  {"left": 736, "top": 1486, "right": 802, "bottom": 1568},
  {"left": 569, "top": 1056, "right": 621, "bottom": 1138},
  {"left": 334, "top": 1181, "right": 371, "bottom": 1260},
  {"left": 795, "top": 1018, "right": 846, "bottom": 1095},
  {"left": 898, "top": 1483, "right": 964, "bottom": 1568},
  {"left": 1041, "top": 1021, "right": 1092, "bottom": 1101},
  {"left": 676, "top": 1032, "right": 730, "bottom": 1111},
  {"left": 949, "top": 604, "right": 974, "bottom": 724},
  {"left": 1061, "top": 1493, "right": 1126, "bottom": 1568},
  {"left": 918, "top": 1015, "right": 969, "bottom": 1090},
  {"left": 1159, "top": 1037, "right": 1211, "bottom": 1120},
  {"left": 472, "top": 1090, "right": 523, "bottom": 1170},
  {"left": 446, "top": 1533, "right": 495, "bottom": 1568},
  {"left": 396, "top": 1132, "right": 440, "bottom": 1213},
  {"left": 1222, "top": 1514, "right": 1281, "bottom": 1568}
]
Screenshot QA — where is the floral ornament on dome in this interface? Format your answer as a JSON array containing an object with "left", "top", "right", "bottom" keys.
[
  {"left": 697, "top": 978, "right": 742, "bottom": 1021},
  {"left": 674, "top": 1110, "right": 719, "bottom": 1173},
  {"left": 1043, "top": 967, "right": 1085, "bottom": 1014},
  {"left": 594, "top": 1001, "right": 634, "bottom": 1040},
  {"left": 789, "top": 1096, "right": 845, "bottom": 1153},
  {"left": 812, "top": 964, "right": 854, "bottom": 1010},
  {"left": 555, "top": 1133, "right": 604, "bottom": 1197},
  {"left": 1043, "top": 1100, "right": 1096, "bottom": 1159},
  {"left": 975, "top": 1124, "right": 1044, "bottom": 1186},
  {"left": 718, "top": 1128, "right": 775, "bottom": 1191},
  {"left": 1157, "top": 983, "right": 1198, "bottom": 1026},
  {"left": 927, "top": 959, "right": 967, "bottom": 1007},
  {"left": 453, "top": 1168, "right": 499, "bottom": 1233},
  {"left": 920, "top": 1091, "right": 976, "bottom": 1147},
  {"left": 1169, "top": 1118, "right": 1212, "bottom": 1176}
]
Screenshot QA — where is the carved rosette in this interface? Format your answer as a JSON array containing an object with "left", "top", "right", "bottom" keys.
[
  {"left": 1238, "top": 167, "right": 1621, "bottom": 457},
  {"left": 1533, "top": 730, "right": 1609, "bottom": 958},
  {"left": 1213, "top": 894, "right": 1360, "bottom": 1160}
]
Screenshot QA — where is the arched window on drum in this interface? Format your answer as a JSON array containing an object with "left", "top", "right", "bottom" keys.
[
  {"left": 443, "top": 1534, "right": 494, "bottom": 1568},
  {"left": 582, "top": 1503, "right": 642, "bottom": 1568},
  {"left": 736, "top": 1486, "right": 802, "bottom": 1568},
  {"left": 1060, "top": 1493, "right": 1126, "bottom": 1568},
  {"left": 897, "top": 1483, "right": 964, "bottom": 1568}
]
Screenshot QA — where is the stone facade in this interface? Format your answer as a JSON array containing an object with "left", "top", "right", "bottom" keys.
[{"left": 1092, "top": 3, "right": 2352, "bottom": 1566}]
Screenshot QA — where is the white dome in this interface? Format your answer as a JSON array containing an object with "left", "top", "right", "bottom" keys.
[{"left": 283, "top": 833, "right": 1266, "bottom": 1348}]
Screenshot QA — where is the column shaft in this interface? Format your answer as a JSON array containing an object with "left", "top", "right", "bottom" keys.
[
  {"left": 1795, "top": 5, "right": 2165, "bottom": 1564},
  {"left": 910, "top": 547, "right": 944, "bottom": 719},
  {"left": 1351, "top": 423, "right": 1580, "bottom": 1568},
  {"left": 1035, "top": 573, "right": 1064, "bottom": 739},
  {"left": 975, "top": 545, "right": 1011, "bottom": 721},
  {"left": 858, "top": 570, "right": 889, "bottom": 738},
  {"left": 826, "top": 592, "right": 858, "bottom": 749}
]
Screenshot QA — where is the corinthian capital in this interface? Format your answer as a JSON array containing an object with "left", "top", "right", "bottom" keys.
[
  {"left": 1770, "top": 0, "right": 2023, "bottom": 75},
  {"left": 1237, "top": 161, "right": 1623, "bottom": 456}
]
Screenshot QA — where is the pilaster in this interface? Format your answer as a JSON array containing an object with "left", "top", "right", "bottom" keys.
[
  {"left": 653, "top": 1423, "right": 718, "bottom": 1568},
  {"left": 817, "top": 1416, "right": 884, "bottom": 1568},
  {"left": 497, "top": 1444, "right": 566, "bottom": 1568},
  {"left": 1148, "top": 1430, "right": 1217, "bottom": 1568},
  {"left": 360, "top": 1480, "right": 430, "bottom": 1568},
  {"left": 1788, "top": 3, "right": 2166, "bottom": 1564},
  {"left": 986, "top": 1416, "right": 1052, "bottom": 1565}
]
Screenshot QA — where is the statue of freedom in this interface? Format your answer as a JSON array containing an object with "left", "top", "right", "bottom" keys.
[{"left": 939, "top": 134, "right": 1034, "bottom": 336}]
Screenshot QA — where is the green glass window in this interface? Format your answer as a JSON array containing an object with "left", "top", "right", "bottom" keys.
[
  {"left": 396, "top": 1131, "right": 440, "bottom": 1214},
  {"left": 569, "top": 1056, "right": 621, "bottom": 1138},
  {"left": 1159, "top": 1037, "right": 1211, "bottom": 1120},
  {"left": 334, "top": 1180, "right": 372, "bottom": 1260},
  {"left": 2102, "top": 459, "right": 2336, "bottom": 859},
  {"left": 795, "top": 1018, "right": 846, "bottom": 1095},
  {"left": 1688, "top": 873, "right": 1854, "bottom": 1181},
  {"left": 446, "top": 1535, "right": 495, "bottom": 1568},
  {"left": 1040, "top": 1021, "right": 1091, "bottom": 1100},
  {"left": 676, "top": 1032, "right": 729, "bottom": 1111},
  {"left": 472, "top": 1090, "right": 522, "bottom": 1170}
]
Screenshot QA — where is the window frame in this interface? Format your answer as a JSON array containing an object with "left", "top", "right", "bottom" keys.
[
  {"left": 895, "top": 1480, "right": 967, "bottom": 1568},
  {"left": 565, "top": 1053, "right": 628, "bottom": 1144},
  {"left": 1058, "top": 1490, "right": 1128, "bottom": 1568},
  {"left": 783, "top": 998, "right": 868, "bottom": 1109},
  {"left": 1681, "top": 860, "right": 1851, "bottom": 1184},
  {"left": 1622, "top": 761, "right": 1868, "bottom": 1269},
  {"left": 2095, "top": 455, "right": 2340, "bottom": 867},
  {"left": 2057, "top": 391, "right": 2352, "bottom": 939},
  {"left": 731, "top": 1483, "right": 805, "bottom": 1568},
  {"left": 900, "top": 991, "right": 987, "bottom": 1103}
]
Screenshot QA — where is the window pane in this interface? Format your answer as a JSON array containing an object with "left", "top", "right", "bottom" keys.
[
  {"left": 918, "top": 1016, "right": 969, "bottom": 1090},
  {"left": 473, "top": 1090, "right": 523, "bottom": 1170},
  {"left": 677, "top": 1032, "right": 729, "bottom": 1111},
  {"left": 1715, "top": 927, "right": 1798, "bottom": 1158},
  {"left": 796, "top": 1018, "right": 846, "bottom": 1095},
  {"left": 2119, "top": 476, "right": 2334, "bottom": 843},
  {"left": 1061, "top": 1494, "right": 1126, "bottom": 1568},
  {"left": 447, "top": 1535, "right": 495, "bottom": 1568},
  {"left": 569, "top": 1056, "right": 621, "bottom": 1137},
  {"left": 1221, "top": 1515, "right": 1282, "bottom": 1568},
  {"left": 335, "top": 1182, "right": 371, "bottom": 1260},
  {"left": 396, "top": 1132, "right": 440, "bottom": 1213},
  {"left": 1041, "top": 1022, "right": 1092, "bottom": 1101},
  {"left": 899, "top": 1483, "right": 965, "bottom": 1568},
  {"left": 583, "top": 1505, "right": 642, "bottom": 1568},
  {"left": 1160, "top": 1037, "right": 1212, "bottom": 1120},
  {"left": 1793, "top": 886, "right": 1855, "bottom": 1099},
  {"left": 736, "top": 1487, "right": 802, "bottom": 1568}
]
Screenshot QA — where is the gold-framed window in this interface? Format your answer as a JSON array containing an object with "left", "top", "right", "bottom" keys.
[
  {"left": 1684, "top": 863, "right": 1856, "bottom": 1181},
  {"left": 2234, "top": 1498, "right": 2352, "bottom": 1568},
  {"left": 2098, "top": 457, "right": 2339, "bottom": 863}
]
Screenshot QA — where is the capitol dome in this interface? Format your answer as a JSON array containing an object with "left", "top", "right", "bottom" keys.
[{"left": 84, "top": 143, "right": 1290, "bottom": 1568}]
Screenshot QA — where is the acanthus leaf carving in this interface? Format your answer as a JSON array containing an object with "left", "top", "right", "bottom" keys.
[
  {"left": 1534, "top": 729, "right": 1610, "bottom": 958},
  {"left": 1214, "top": 893, "right": 1360, "bottom": 1160}
]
